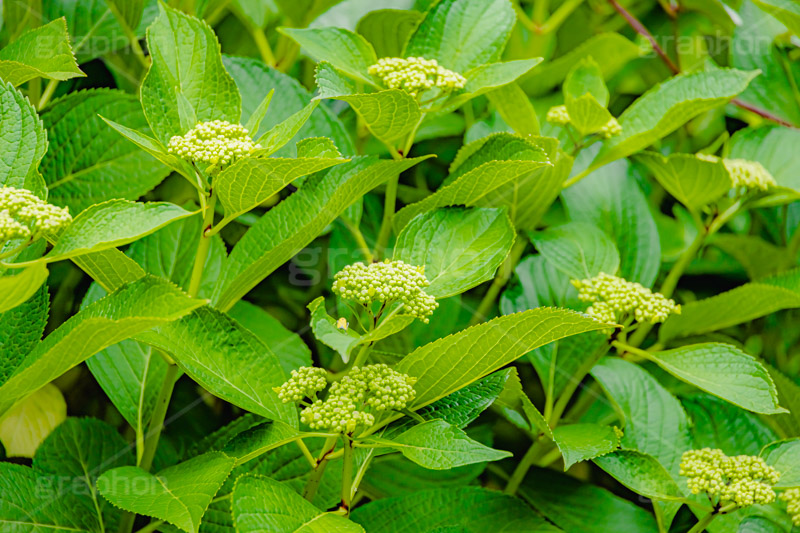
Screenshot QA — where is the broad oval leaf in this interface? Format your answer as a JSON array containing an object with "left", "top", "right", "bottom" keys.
[
  {"left": 279, "top": 27, "right": 377, "bottom": 84},
  {"left": 393, "top": 207, "right": 516, "bottom": 299},
  {"left": 0, "top": 384, "right": 65, "bottom": 458},
  {"left": 635, "top": 151, "right": 731, "bottom": 212},
  {"left": 0, "top": 80, "right": 46, "bottom": 190},
  {"left": 760, "top": 439, "right": 800, "bottom": 488},
  {"left": 333, "top": 90, "right": 422, "bottom": 147},
  {"left": 531, "top": 221, "right": 620, "bottom": 280},
  {"left": 552, "top": 423, "right": 619, "bottom": 470},
  {"left": 0, "top": 18, "right": 84, "bottom": 86},
  {"left": 593, "top": 450, "right": 684, "bottom": 500},
  {"left": 356, "top": 9, "right": 422, "bottom": 59}
]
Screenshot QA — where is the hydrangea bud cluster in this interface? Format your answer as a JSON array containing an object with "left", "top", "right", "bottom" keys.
[
  {"left": 546, "top": 105, "right": 570, "bottom": 126},
  {"left": 297, "top": 364, "right": 416, "bottom": 433},
  {"left": 273, "top": 366, "right": 328, "bottom": 402},
  {"left": 697, "top": 154, "right": 776, "bottom": 191},
  {"left": 780, "top": 488, "right": 800, "bottom": 526},
  {"left": 572, "top": 272, "right": 679, "bottom": 324},
  {"left": 333, "top": 260, "right": 438, "bottom": 322},
  {"left": 679, "top": 449, "right": 780, "bottom": 507},
  {"left": 167, "top": 120, "right": 259, "bottom": 170},
  {"left": 598, "top": 117, "right": 622, "bottom": 139},
  {"left": 368, "top": 57, "right": 466, "bottom": 97},
  {"left": 0, "top": 186, "right": 72, "bottom": 242}
]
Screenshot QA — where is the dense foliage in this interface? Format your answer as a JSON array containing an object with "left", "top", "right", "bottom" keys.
[{"left": 1, "top": 0, "right": 800, "bottom": 532}]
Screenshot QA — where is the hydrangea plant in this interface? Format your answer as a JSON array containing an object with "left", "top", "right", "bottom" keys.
[{"left": 0, "top": 1, "right": 799, "bottom": 532}]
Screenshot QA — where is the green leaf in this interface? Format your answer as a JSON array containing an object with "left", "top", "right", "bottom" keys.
[
  {"left": 0, "top": 283, "right": 47, "bottom": 386},
  {"left": 396, "top": 307, "right": 613, "bottom": 410},
  {"left": 216, "top": 157, "right": 346, "bottom": 222},
  {"left": 486, "top": 83, "right": 540, "bottom": 137},
  {"left": 274, "top": 0, "right": 345, "bottom": 25},
  {"left": 404, "top": 0, "right": 515, "bottom": 72},
  {"left": 763, "top": 363, "right": 800, "bottom": 440},
  {"left": 634, "top": 151, "right": 731, "bottom": 211},
  {"left": 0, "top": 384, "right": 66, "bottom": 458},
  {"left": 644, "top": 343, "right": 785, "bottom": 415},
  {"left": 224, "top": 56, "right": 354, "bottom": 156},
  {"left": 0, "top": 18, "right": 83, "bottom": 86},
  {"left": 45, "top": 200, "right": 194, "bottom": 262},
  {"left": 141, "top": 3, "right": 241, "bottom": 145},
  {"left": 552, "top": 423, "right": 618, "bottom": 470},
  {"left": 106, "top": 0, "right": 146, "bottom": 32},
  {"left": 255, "top": 101, "right": 320, "bottom": 156},
  {"left": 593, "top": 450, "right": 684, "bottom": 500},
  {"left": 591, "top": 357, "right": 692, "bottom": 476},
  {"left": 394, "top": 136, "right": 551, "bottom": 230},
  {"left": 222, "top": 420, "right": 303, "bottom": 466},
  {"left": 333, "top": 90, "right": 421, "bottom": 147},
  {"left": 356, "top": 9, "right": 422, "bottom": 59},
  {"left": 98, "top": 452, "right": 235, "bottom": 533},
  {"left": 0, "top": 462, "right": 98, "bottom": 532},
  {"left": 531, "top": 222, "right": 620, "bottom": 280},
  {"left": 760, "top": 439, "right": 800, "bottom": 488},
  {"left": 0, "top": 80, "right": 46, "bottom": 190},
  {"left": 229, "top": 301, "right": 312, "bottom": 375},
  {"left": 372, "top": 419, "right": 511, "bottom": 470},
  {"left": 562, "top": 159, "right": 660, "bottom": 286},
  {"left": 137, "top": 307, "right": 296, "bottom": 426},
  {"left": 728, "top": 125, "right": 800, "bottom": 191},
  {"left": 41, "top": 89, "right": 172, "bottom": 213},
  {"left": 585, "top": 68, "right": 757, "bottom": 173},
  {"left": 315, "top": 60, "right": 360, "bottom": 100},
  {"left": 520, "top": 33, "right": 641, "bottom": 96},
  {"left": 297, "top": 137, "right": 342, "bottom": 159},
  {"left": 519, "top": 467, "right": 658, "bottom": 533},
  {"left": 232, "top": 474, "right": 364, "bottom": 533},
  {"left": 351, "top": 487, "right": 559, "bottom": 533},
  {"left": 683, "top": 394, "right": 778, "bottom": 456},
  {"left": 463, "top": 60, "right": 541, "bottom": 95},
  {"left": 659, "top": 268, "right": 800, "bottom": 341},
  {"left": 279, "top": 27, "right": 377, "bottom": 84},
  {"left": 0, "top": 263, "right": 48, "bottom": 313},
  {"left": 493, "top": 367, "right": 552, "bottom": 438},
  {"left": 0, "top": 275, "right": 203, "bottom": 419},
  {"left": 752, "top": 0, "right": 800, "bottom": 34},
  {"left": 393, "top": 207, "right": 515, "bottom": 298},
  {"left": 34, "top": 417, "right": 134, "bottom": 526},
  {"left": 213, "top": 156, "right": 428, "bottom": 311},
  {"left": 565, "top": 94, "right": 615, "bottom": 138},
  {"left": 564, "top": 57, "right": 609, "bottom": 107}
]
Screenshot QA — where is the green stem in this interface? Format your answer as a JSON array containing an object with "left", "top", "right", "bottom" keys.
[
  {"left": 341, "top": 435, "right": 355, "bottom": 514},
  {"left": 37, "top": 80, "right": 59, "bottom": 111},
  {"left": 549, "top": 340, "right": 612, "bottom": 425},
  {"left": 373, "top": 175, "right": 399, "bottom": 260},
  {"left": 503, "top": 439, "right": 543, "bottom": 495},
  {"left": 187, "top": 191, "right": 216, "bottom": 298},
  {"left": 132, "top": 520, "right": 164, "bottom": 533},
  {"left": 296, "top": 439, "right": 316, "bottom": 468},
  {"left": 340, "top": 217, "right": 373, "bottom": 263},
  {"left": 469, "top": 235, "right": 527, "bottom": 326},
  {"left": 303, "top": 436, "right": 338, "bottom": 502},
  {"left": 251, "top": 26, "right": 276, "bottom": 66},
  {"left": 351, "top": 343, "right": 373, "bottom": 369},
  {"left": 138, "top": 363, "right": 180, "bottom": 472},
  {"left": 540, "top": 0, "right": 584, "bottom": 33},
  {"left": 686, "top": 512, "right": 717, "bottom": 533}
]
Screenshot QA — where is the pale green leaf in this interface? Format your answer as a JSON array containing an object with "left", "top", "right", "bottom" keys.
[
  {"left": 564, "top": 57, "right": 609, "bottom": 107},
  {"left": 486, "top": 83, "right": 539, "bottom": 137},
  {"left": 274, "top": 0, "right": 346, "bottom": 25},
  {"left": 396, "top": 307, "right": 613, "bottom": 410},
  {"left": 280, "top": 27, "right": 377, "bottom": 84},
  {"left": 44, "top": 200, "right": 193, "bottom": 262},
  {"left": 683, "top": 394, "right": 778, "bottom": 456},
  {"left": 297, "top": 137, "right": 342, "bottom": 159},
  {"left": 0, "top": 18, "right": 83, "bottom": 86},
  {"left": 351, "top": 487, "right": 559, "bottom": 533},
  {"left": 565, "top": 94, "right": 615, "bottom": 137},
  {"left": 222, "top": 421, "right": 303, "bottom": 466},
  {"left": 531, "top": 221, "right": 620, "bottom": 280},
  {"left": 97, "top": 452, "right": 235, "bottom": 533},
  {"left": 552, "top": 423, "right": 618, "bottom": 470},
  {"left": 752, "top": 0, "right": 800, "bottom": 34},
  {"left": 593, "top": 450, "right": 684, "bottom": 500},
  {"left": 760, "top": 439, "right": 800, "bottom": 488},
  {"left": 213, "top": 156, "right": 428, "bottom": 311},
  {"left": 659, "top": 268, "right": 800, "bottom": 341},
  {"left": 356, "top": 9, "right": 422, "bottom": 58},
  {"left": 763, "top": 363, "right": 800, "bottom": 440},
  {"left": 404, "top": 0, "right": 515, "bottom": 72},
  {"left": 644, "top": 343, "right": 785, "bottom": 415},
  {"left": 0, "top": 275, "right": 203, "bottom": 419},
  {"left": 42, "top": 89, "right": 171, "bottom": 213},
  {"left": 728, "top": 125, "right": 800, "bottom": 191},
  {"left": 106, "top": 0, "right": 146, "bottom": 32},
  {"left": 0, "top": 263, "right": 48, "bottom": 313},
  {"left": 0, "top": 80, "right": 47, "bottom": 190},
  {"left": 635, "top": 151, "right": 731, "bottom": 211},
  {"left": 315, "top": 61, "right": 360, "bottom": 100},
  {"left": 333, "top": 90, "right": 421, "bottom": 147},
  {"left": 393, "top": 207, "right": 515, "bottom": 298},
  {"left": 586, "top": 68, "right": 758, "bottom": 174},
  {"left": 137, "top": 307, "right": 297, "bottom": 426},
  {"left": 232, "top": 474, "right": 364, "bottom": 533},
  {"left": 255, "top": 101, "right": 320, "bottom": 156},
  {"left": 372, "top": 419, "right": 511, "bottom": 470},
  {"left": 216, "top": 157, "right": 346, "bottom": 222},
  {"left": 141, "top": 3, "right": 241, "bottom": 144},
  {"left": 0, "top": 384, "right": 65, "bottom": 458},
  {"left": 493, "top": 367, "right": 552, "bottom": 438}
]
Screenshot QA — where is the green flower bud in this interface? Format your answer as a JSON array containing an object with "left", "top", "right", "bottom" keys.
[
  {"left": 368, "top": 57, "right": 466, "bottom": 97},
  {"left": 546, "top": 105, "right": 570, "bottom": 126},
  {"left": 599, "top": 117, "right": 622, "bottom": 139},
  {"left": 571, "top": 272, "right": 679, "bottom": 325},
  {"left": 780, "top": 488, "right": 800, "bottom": 526},
  {"left": 697, "top": 154, "right": 776, "bottom": 191},
  {"left": 0, "top": 186, "right": 72, "bottom": 243},
  {"left": 274, "top": 366, "right": 328, "bottom": 403},
  {"left": 333, "top": 260, "right": 438, "bottom": 322},
  {"left": 167, "top": 120, "right": 259, "bottom": 171}
]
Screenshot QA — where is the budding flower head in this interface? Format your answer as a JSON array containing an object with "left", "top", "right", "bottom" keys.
[
  {"left": 697, "top": 154, "right": 776, "bottom": 191},
  {"left": 571, "top": 272, "right": 679, "bottom": 325},
  {"left": 274, "top": 366, "right": 328, "bottom": 403},
  {"left": 167, "top": 120, "right": 260, "bottom": 172},
  {"left": 679, "top": 448, "right": 780, "bottom": 508},
  {"left": 546, "top": 105, "right": 570, "bottom": 126},
  {"left": 780, "top": 488, "right": 800, "bottom": 526},
  {"left": 299, "top": 364, "right": 416, "bottom": 433},
  {"left": 599, "top": 117, "right": 622, "bottom": 139},
  {"left": 368, "top": 57, "right": 466, "bottom": 97},
  {"left": 333, "top": 260, "right": 438, "bottom": 323},
  {"left": 0, "top": 186, "right": 72, "bottom": 243}
]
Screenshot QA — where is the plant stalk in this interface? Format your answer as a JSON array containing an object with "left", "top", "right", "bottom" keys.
[
  {"left": 468, "top": 234, "right": 527, "bottom": 326},
  {"left": 303, "top": 436, "right": 339, "bottom": 502},
  {"left": 341, "top": 435, "right": 355, "bottom": 514}
]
